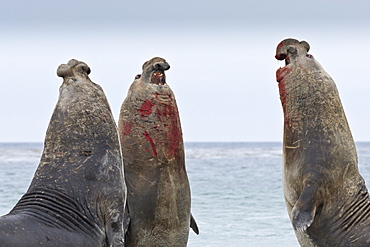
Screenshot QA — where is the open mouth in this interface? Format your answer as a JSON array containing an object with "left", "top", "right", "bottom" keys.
[
  {"left": 275, "top": 54, "right": 292, "bottom": 83},
  {"left": 275, "top": 54, "right": 290, "bottom": 66},
  {"left": 284, "top": 57, "right": 290, "bottom": 66},
  {"left": 151, "top": 71, "right": 166, "bottom": 85}
]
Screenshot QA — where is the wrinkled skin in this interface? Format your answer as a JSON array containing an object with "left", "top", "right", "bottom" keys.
[
  {"left": 118, "top": 57, "right": 198, "bottom": 246},
  {"left": 0, "top": 59, "right": 127, "bottom": 247},
  {"left": 276, "top": 39, "right": 370, "bottom": 246}
]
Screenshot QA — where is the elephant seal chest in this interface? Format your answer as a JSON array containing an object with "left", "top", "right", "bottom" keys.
[
  {"left": 276, "top": 38, "right": 370, "bottom": 247},
  {"left": 118, "top": 57, "right": 198, "bottom": 246},
  {"left": 0, "top": 59, "right": 127, "bottom": 247}
]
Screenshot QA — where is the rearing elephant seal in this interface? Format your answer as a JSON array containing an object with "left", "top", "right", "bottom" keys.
[
  {"left": 118, "top": 57, "right": 199, "bottom": 246},
  {"left": 276, "top": 38, "right": 370, "bottom": 246},
  {"left": 0, "top": 59, "right": 127, "bottom": 246}
]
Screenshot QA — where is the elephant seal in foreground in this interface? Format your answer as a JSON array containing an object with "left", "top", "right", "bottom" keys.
[
  {"left": 0, "top": 59, "right": 127, "bottom": 246},
  {"left": 118, "top": 57, "right": 198, "bottom": 246},
  {"left": 276, "top": 38, "right": 370, "bottom": 246}
]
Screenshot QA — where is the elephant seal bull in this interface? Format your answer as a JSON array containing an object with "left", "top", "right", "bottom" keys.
[
  {"left": 118, "top": 57, "right": 198, "bottom": 246},
  {"left": 276, "top": 38, "right": 370, "bottom": 246},
  {"left": 0, "top": 59, "right": 127, "bottom": 246}
]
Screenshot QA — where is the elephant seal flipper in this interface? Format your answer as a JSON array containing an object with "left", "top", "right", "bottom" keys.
[
  {"left": 291, "top": 183, "right": 319, "bottom": 232},
  {"left": 276, "top": 38, "right": 370, "bottom": 246},
  {"left": 0, "top": 59, "right": 127, "bottom": 247},
  {"left": 190, "top": 214, "right": 199, "bottom": 235},
  {"left": 119, "top": 57, "right": 197, "bottom": 246}
]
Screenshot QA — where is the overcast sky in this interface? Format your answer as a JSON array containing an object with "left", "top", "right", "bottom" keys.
[{"left": 1, "top": 0, "right": 370, "bottom": 142}]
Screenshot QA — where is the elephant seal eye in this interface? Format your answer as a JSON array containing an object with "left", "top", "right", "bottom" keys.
[
  {"left": 135, "top": 74, "right": 141, "bottom": 79},
  {"left": 306, "top": 54, "right": 313, "bottom": 58}
]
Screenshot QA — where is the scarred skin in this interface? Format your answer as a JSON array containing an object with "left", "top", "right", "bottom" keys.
[
  {"left": 0, "top": 59, "right": 127, "bottom": 247},
  {"left": 276, "top": 39, "right": 370, "bottom": 246},
  {"left": 118, "top": 57, "right": 198, "bottom": 246}
]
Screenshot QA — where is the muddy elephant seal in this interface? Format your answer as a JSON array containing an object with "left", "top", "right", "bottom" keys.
[
  {"left": 0, "top": 59, "right": 127, "bottom": 246},
  {"left": 276, "top": 38, "right": 370, "bottom": 246},
  {"left": 118, "top": 57, "right": 198, "bottom": 246}
]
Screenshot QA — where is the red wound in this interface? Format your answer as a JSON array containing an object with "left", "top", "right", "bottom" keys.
[
  {"left": 168, "top": 115, "right": 181, "bottom": 154},
  {"left": 122, "top": 123, "right": 132, "bottom": 136},
  {"left": 277, "top": 74, "right": 292, "bottom": 126},
  {"left": 156, "top": 100, "right": 182, "bottom": 168},
  {"left": 143, "top": 131, "right": 157, "bottom": 156},
  {"left": 277, "top": 41, "right": 285, "bottom": 51},
  {"left": 139, "top": 100, "right": 155, "bottom": 117},
  {"left": 165, "top": 105, "right": 182, "bottom": 169},
  {"left": 276, "top": 67, "right": 291, "bottom": 83},
  {"left": 279, "top": 79, "right": 287, "bottom": 111},
  {"left": 275, "top": 42, "right": 286, "bottom": 60}
]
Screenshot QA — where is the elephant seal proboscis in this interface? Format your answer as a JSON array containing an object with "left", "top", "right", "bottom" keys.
[
  {"left": 0, "top": 59, "right": 127, "bottom": 246},
  {"left": 276, "top": 38, "right": 370, "bottom": 246},
  {"left": 118, "top": 57, "right": 199, "bottom": 246}
]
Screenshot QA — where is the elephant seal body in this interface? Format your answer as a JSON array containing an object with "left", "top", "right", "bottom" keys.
[
  {"left": 276, "top": 39, "right": 370, "bottom": 246},
  {"left": 118, "top": 57, "right": 198, "bottom": 246},
  {"left": 0, "top": 59, "right": 127, "bottom": 247}
]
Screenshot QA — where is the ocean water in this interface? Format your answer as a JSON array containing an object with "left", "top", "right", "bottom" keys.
[{"left": 2, "top": 142, "right": 370, "bottom": 246}]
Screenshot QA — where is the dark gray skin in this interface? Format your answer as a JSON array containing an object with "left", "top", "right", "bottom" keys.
[
  {"left": 118, "top": 57, "right": 198, "bottom": 246},
  {"left": 276, "top": 39, "right": 370, "bottom": 246},
  {"left": 0, "top": 59, "right": 127, "bottom": 247}
]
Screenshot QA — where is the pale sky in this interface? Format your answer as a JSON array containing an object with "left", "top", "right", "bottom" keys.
[{"left": 1, "top": 0, "right": 370, "bottom": 142}]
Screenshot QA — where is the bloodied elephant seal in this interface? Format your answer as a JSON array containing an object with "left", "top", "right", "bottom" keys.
[
  {"left": 0, "top": 59, "right": 127, "bottom": 247},
  {"left": 118, "top": 57, "right": 199, "bottom": 246},
  {"left": 276, "top": 38, "right": 370, "bottom": 246}
]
